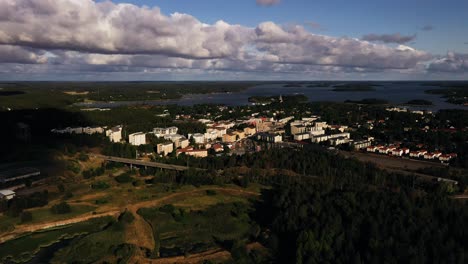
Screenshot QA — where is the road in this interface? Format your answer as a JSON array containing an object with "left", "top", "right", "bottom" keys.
[
  {"left": 91, "top": 154, "right": 205, "bottom": 171},
  {"left": 337, "top": 150, "right": 458, "bottom": 185}
]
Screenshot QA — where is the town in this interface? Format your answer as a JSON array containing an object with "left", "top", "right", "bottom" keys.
[{"left": 47, "top": 98, "right": 461, "bottom": 166}]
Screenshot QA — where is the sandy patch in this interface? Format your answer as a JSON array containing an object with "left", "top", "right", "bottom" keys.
[{"left": 64, "top": 91, "right": 89, "bottom": 95}]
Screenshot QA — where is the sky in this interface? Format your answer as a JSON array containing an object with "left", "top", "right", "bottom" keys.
[{"left": 0, "top": 0, "right": 467, "bottom": 81}]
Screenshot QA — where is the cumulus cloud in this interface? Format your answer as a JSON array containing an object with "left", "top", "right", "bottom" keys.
[
  {"left": 255, "top": 23, "right": 430, "bottom": 69},
  {"left": 427, "top": 52, "right": 468, "bottom": 72},
  {"left": 0, "top": 45, "right": 47, "bottom": 64},
  {"left": 0, "top": 0, "right": 434, "bottom": 78},
  {"left": 256, "top": 0, "right": 280, "bottom": 6},
  {"left": 361, "top": 33, "right": 417, "bottom": 44},
  {"left": 0, "top": 0, "right": 253, "bottom": 59}
]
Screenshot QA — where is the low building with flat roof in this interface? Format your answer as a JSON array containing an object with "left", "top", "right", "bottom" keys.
[{"left": 0, "top": 189, "right": 15, "bottom": 200}]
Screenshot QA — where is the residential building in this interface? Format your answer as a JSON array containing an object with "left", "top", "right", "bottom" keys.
[
  {"left": 291, "top": 125, "right": 308, "bottom": 135},
  {"left": 157, "top": 142, "right": 174, "bottom": 156},
  {"left": 164, "top": 134, "right": 184, "bottom": 143},
  {"left": 153, "top": 127, "right": 178, "bottom": 137},
  {"left": 278, "top": 116, "right": 294, "bottom": 124},
  {"left": 204, "top": 131, "right": 218, "bottom": 141},
  {"left": 311, "top": 135, "right": 329, "bottom": 143},
  {"left": 233, "top": 130, "right": 245, "bottom": 140},
  {"left": 424, "top": 153, "right": 436, "bottom": 160},
  {"left": 243, "top": 126, "right": 257, "bottom": 136},
  {"left": 0, "top": 189, "right": 15, "bottom": 200},
  {"left": 366, "top": 146, "right": 378, "bottom": 152},
  {"left": 176, "top": 147, "right": 208, "bottom": 158},
  {"left": 106, "top": 125, "right": 122, "bottom": 143},
  {"left": 83, "top": 126, "right": 104, "bottom": 135},
  {"left": 294, "top": 133, "right": 310, "bottom": 141},
  {"left": 330, "top": 137, "right": 350, "bottom": 146},
  {"left": 310, "top": 130, "right": 325, "bottom": 136},
  {"left": 391, "top": 149, "right": 404, "bottom": 156},
  {"left": 353, "top": 140, "right": 372, "bottom": 150},
  {"left": 223, "top": 133, "right": 237, "bottom": 143},
  {"left": 129, "top": 132, "right": 146, "bottom": 146},
  {"left": 189, "top": 133, "right": 205, "bottom": 144},
  {"left": 256, "top": 133, "right": 282, "bottom": 143},
  {"left": 314, "top": 122, "right": 328, "bottom": 129},
  {"left": 212, "top": 143, "right": 224, "bottom": 153},
  {"left": 175, "top": 138, "right": 189, "bottom": 149}
]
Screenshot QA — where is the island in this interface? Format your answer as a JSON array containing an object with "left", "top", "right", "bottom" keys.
[{"left": 425, "top": 87, "right": 468, "bottom": 106}]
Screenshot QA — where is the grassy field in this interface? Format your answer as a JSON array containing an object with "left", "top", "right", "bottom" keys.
[
  {"left": 0, "top": 204, "right": 97, "bottom": 235},
  {"left": 0, "top": 216, "right": 113, "bottom": 263}
]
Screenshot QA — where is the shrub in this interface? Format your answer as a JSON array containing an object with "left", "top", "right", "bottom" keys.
[
  {"left": 50, "top": 202, "right": 72, "bottom": 214},
  {"left": 91, "top": 181, "right": 110, "bottom": 190},
  {"left": 115, "top": 173, "right": 133, "bottom": 183},
  {"left": 66, "top": 160, "right": 81, "bottom": 174},
  {"left": 78, "top": 153, "right": 89, "bottom": 162}
]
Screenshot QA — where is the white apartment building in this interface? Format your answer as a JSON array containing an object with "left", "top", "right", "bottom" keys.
[
  {"left": 256, "top": 133, "right": 283, "bottom": 143},
  {"left": 189, "top": 133, "right": 205, "bottom": 144},
  {"left": 204, "top": 131, "right": 218, "bottom": 141},
  {"left": 175, "top": 138, "right": 190, "bottom": 149},
  {"left": 129, "top": 132, "right": 146, "bottom": 146},
  {"left": 157, "top": 142, "right": 174, "bottom": 156},
  {"left": 164, "top": 134, "right": 184, "bottom": 143},
  {"left": 153, "top": 127, "right": 178, "bottom": 137},
  {"left": 106, "top": 125, "right": 122, "bottom": 143}
]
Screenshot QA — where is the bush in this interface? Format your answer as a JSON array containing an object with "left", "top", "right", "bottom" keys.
[
  {"left": 132, "top": 180, "right": 144, "bottom": 187},
  {"left": 20, "top": 211, "right": 33, "bottom": 223},
  {"left": 78, "top": 153, "right": 89, "bottom": 162},
  {"left": 159, "top": 204, "right": 176, "bottom": 214},
  {"left": 66, "top": 160, "right": 81, "bottom": 174},
  {"left": 50, "top": 202, "right": 72, "bottom": 214},
  {"left": 91, "top": 181, "right": 110, "bottom": 190},
  {"left": 115, "top": 173, "right": 133, "bottom": 183}
]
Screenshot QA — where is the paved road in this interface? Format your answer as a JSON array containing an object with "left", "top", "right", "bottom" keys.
[{"left": 91, "top": 154, "right": 204, "bottom": 171}]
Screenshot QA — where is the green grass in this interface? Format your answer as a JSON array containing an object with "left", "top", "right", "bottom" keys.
[
  {"left": 25, "top": 204, "right": 97, "bottom": 225},
  {"left": 0, "top": 216, "right": 113, "bottom": 263}
]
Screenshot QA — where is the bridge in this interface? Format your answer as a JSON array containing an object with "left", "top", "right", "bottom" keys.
[{"left": 91, "top": 154, "right": 202, "bottom": 172}]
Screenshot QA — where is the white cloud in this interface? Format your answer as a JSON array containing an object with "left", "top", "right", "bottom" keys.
[
  {"left": 428, "top": 52, "right": 468, "bottom": 72},
  {"left": 0, "top": 0, "right": 434, "bottom": 78},
  {"left": 256, "top": 0, "right": 281, "bottom": 6}
]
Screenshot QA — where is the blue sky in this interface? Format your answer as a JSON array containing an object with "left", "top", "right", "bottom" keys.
[{"left": 0, "top": 0, "right": 467, "bottom": 80}]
